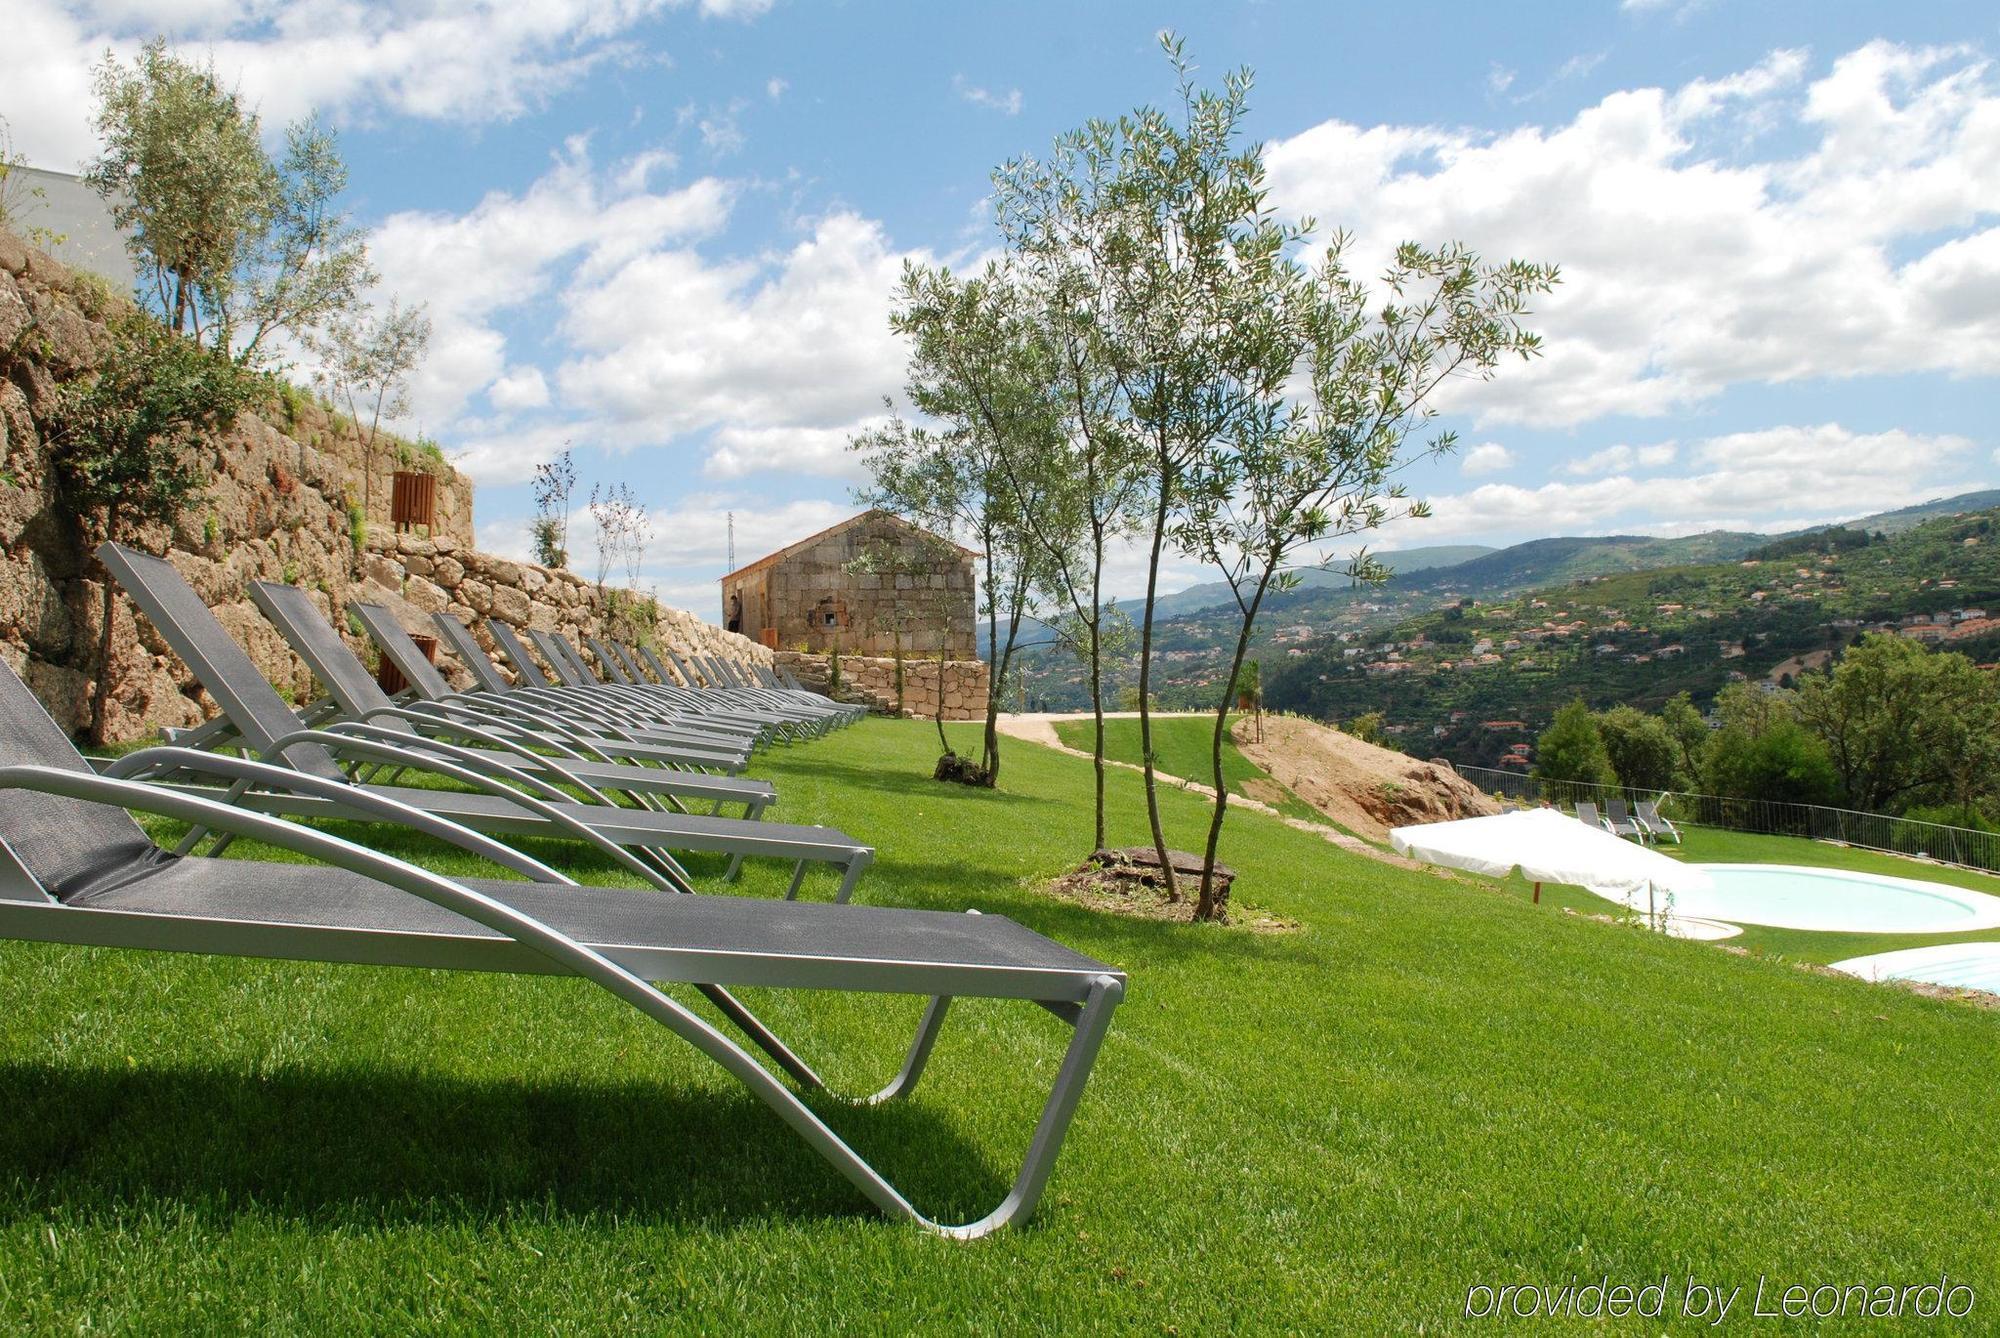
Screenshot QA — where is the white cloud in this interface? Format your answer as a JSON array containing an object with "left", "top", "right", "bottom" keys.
[
  {"left": 1564, "top": 441, "right": 1679, "bottom": 475},
  {"left": 1487, "top": 64, "right": 1516, "bottom": 96},
  {"left": 359, "top": 142, "right": 735, "bottom": 442},
  {"left": 487, "top": 366, "right": 552, "bottom": 411},
  {"left": 696, "top": 99, "right": 750, "bottom": 156},
  {"left": 765, "top": 76, "right": 788, "bottom": 101},
  {"left": 1460, "top": 443, "right": 1516, "bottom": 475},
  {"left": 555, "top": 211, "right": 934, "bottom": 476},
  {"left": 1264, "top": 41, "right": 2000, "bottom": 430},
  {"left": 953, "top": 75, "right": 1023, "bottom": 116},
  {"left": 0, "top": 0, "right": 780, "bottom": 169},
  {"left": 1406, "top": 424, "right": 1981, "bottom": 545}
]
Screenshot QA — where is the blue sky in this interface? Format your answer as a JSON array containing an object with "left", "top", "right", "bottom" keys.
[{"left": 7, "top": 1, "right": 2000, "bottom": 616}]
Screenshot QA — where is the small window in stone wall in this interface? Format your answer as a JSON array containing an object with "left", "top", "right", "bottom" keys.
[{"left": 814, "top": 596, "right": 846, "bottom": 629}]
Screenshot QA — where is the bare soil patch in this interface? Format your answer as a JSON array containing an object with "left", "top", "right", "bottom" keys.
[
  {"left": 1041, "top": 847, "right": 1299, "bottom": 932},
  {"left": 1233, "top": 715, "right": 1498, "bottom": 843}
]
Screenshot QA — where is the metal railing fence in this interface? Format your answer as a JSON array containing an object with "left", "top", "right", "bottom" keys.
[{"left": 1455, "top": 765, "right": 2000, "bottom": 874}]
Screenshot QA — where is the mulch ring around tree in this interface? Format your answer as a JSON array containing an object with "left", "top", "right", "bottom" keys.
[{"left": 1040, "top": 846, "right": 1299, "bottom": 932}]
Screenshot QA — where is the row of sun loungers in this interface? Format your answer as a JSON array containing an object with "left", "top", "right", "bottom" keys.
[
  {"left": 0, "top": 543, "right": 1125, "bottom": 1238},
  {"left": 1575, "top": 799, "right": 1681, "bottom": 844}
]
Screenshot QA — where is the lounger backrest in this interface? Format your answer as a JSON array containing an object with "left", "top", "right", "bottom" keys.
[
  {"left": 554, "top": 635, "right": 601, "bottom": 685},
  {"left": 1576, "top": 803, "right": 1600, "bottom": 824},
  {"left": 0, "top": 657, "right": 162, "bottom": 900},
  {"left": 584, "top": 637, "right": 632, "bottom": 684},
  {"left": 248, "top": 583, "right": 415, "bottom": 730},
  {"left": 610, "top": 642, "right": 651, "bottom": 683},
  {"left": 484, "top": 620, "right": 554, "bottom": 689},
  {"left": 1606, "top": 799, "right": 1629, "bottom": 820},
  {"left": 429, "top": 615, "right": 513, "bottom": 693},
  {"left": 349, "top": 605, "right": 457, "bottom": 701},
  {"left": 99, "top": 544, "right": 345, "bottom": 781},
  {"left": 525, "top": 629, "right": 591, "bottom": 686},
  {"left": 640, "top": 645, "right": 686, "bottom": 687},
  {"left": 661, "top": 648, "right": 701, "bottom": 687}
]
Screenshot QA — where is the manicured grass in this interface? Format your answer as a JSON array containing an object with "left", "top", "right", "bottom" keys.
[
  {"left": 1052, "top": 712, "right": 1332, "bottom": 827},
  {"left": 3, "top": 717, "right": 1998, "bottom": 1329}
]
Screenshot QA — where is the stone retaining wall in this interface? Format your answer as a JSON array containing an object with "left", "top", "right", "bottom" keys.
[
  {"left": 0, "top": 224, "right": 772, "bottom": 740},
  {"left": 777, "top": 650, "right": 988, "bottom": 721}
]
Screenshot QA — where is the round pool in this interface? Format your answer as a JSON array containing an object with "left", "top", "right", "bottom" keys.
[
  {"left": 1833, "top": 943, "right": 2000, "bottom": 993},
  {"left": 1656, "top": 864, "right": 2000, "bottom": 934}
]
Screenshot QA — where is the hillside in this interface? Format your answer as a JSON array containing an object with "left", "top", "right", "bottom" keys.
[
  {"left": 1146, "top": 543, "right": 1495, "bottom": 620},
  {"left": 1264, "top": 505, "right": 2000, "bottom": 768}
]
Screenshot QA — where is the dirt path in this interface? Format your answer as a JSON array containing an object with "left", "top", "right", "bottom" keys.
[{"left": 993, "top": 711, "right": 1427, "bottom": 867}]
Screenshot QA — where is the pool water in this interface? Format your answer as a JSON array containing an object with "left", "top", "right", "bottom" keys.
[
  {"left": 1833, "top": 943, "right": 2000, "bottom": 994},
  {"left": 1657, "top": 864, "right": 2000, "bottom": 934}
]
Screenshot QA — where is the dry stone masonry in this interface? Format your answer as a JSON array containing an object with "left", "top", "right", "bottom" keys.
[
  {"left": 0, "top": 225, "right": 774, "bottom": 740},
  {"left": 776, "top": 650, "right": 990, "bottom": 722}
]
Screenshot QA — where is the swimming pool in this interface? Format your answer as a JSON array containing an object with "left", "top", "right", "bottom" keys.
[
  {"left": 1639, "top": 864, "right": 2000, "bottom": 934},
  {"left": 1833, "top": 943, "right": 2000, "bottom": 994}
]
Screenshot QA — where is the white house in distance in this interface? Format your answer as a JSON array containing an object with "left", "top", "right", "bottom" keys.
[{"left": 4, "top": 164, "right": 138, "bottom": 291}]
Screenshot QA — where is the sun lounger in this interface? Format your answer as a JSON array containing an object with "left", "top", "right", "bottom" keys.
[
  {"left": 1635, "top": 798, "right": 1682, "bottom": 844},
  {"left": 1602, "top": 799, "right": 1648, "bottom": 842},
  {"left": 246, "top": 580, "right": 776, "bottom": 819},
  {"left": 100, "top": 543, "right": 875, "bottom": 901},
  {"left": 0, "top": 655, "right": 1123, "bottom": 1237},
  {"left": 1575, "top": 801, "right": 1609, "bottom": 832}
]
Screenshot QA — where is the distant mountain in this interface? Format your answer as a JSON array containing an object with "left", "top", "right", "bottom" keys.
[
  {"left": 1147, "top": 544, "right": 1496, "bottom": 620},
  {"left": 1411, "top": 531, "right": 1769, "bottom": 595},
  {"left": 1839, "top": 490, "right": 2000, "bottom": 536}
]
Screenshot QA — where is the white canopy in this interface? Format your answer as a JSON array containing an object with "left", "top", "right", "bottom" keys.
[{"left": 1390, "top": 807, "right": 1713, "bottom": 900}]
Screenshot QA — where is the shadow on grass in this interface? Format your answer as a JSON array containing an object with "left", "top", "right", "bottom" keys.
[
  {"left": 761, "top": 755, "right": 1062, "bottom": 807},
  {"left": 0, "top": 1059, "right": 1011, "bottom": 1231}
]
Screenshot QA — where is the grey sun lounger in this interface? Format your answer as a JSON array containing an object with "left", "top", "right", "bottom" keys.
[
  {"left": 580, "top": 633, "right": 848, "bottom": 736},
  {"left": 487, "top": 620, "right": 783, "bottom": 747},
  {"left": 246, "top": 581, "right": 777, "bottom": 820},
  {"left": 1575, "top": 802, "right": 1608, "bottom": 832},
  {"left": 420, "top": 614, "right": 762, "bottom": 763},
  {"left": 370, "top": 608, "right": 758, "bottom": 774},
  {"left": 531, "top": 629, "right": 819, "bottom": 742},
  {"left": 100, "top": 544, "right": 875, "bottom": 901},
  {"left": 0, "top": 657, "right": 1124, "bottom": 1237},
  {"left": 1602, "top": 799, "right": 1648, "bottom": 842},
  {"left": 1635, "top": 799, "right": 1681, "bottom": 844}
]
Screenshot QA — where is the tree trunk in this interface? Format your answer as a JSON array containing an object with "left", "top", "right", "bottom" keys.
[
  {"left": 1196, "top": 578, "right": 1272, "bottom": 922},
  {"left": 90, "top": 576, "right": 115, "bottom": 747},
  {"left": 934, "top": 639, "right": 951, "bottom": 757},
  {"left": 1137, "top": 476, "right": 1176, "bottom": 899},
  {"left": 1088, "top": 627, "right": 1107, "bottom": 851}
]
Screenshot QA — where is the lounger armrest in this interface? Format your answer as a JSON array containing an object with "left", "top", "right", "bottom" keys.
[
  {"left": 259, "top": 727, "right": 692, "bottom": 893},
  {"left": 104, "top": 745, "right": 574, "bottom": 886}
]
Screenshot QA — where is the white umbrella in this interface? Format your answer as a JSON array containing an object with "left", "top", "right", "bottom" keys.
[{"left": 1390, "top": 807, "right": 1712, "bottom": 921}]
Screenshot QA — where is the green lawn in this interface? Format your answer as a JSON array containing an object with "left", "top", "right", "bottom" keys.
[
  {"left": 2, "top": 717, "right": 1997, "bottom": 1330},
  {"left": 1052, "top": 713, "right": 1334, "bottom": 828}
]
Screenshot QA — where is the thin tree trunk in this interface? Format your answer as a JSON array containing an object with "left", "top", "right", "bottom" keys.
[
  {"left": 90, "top": 572, "right": 116, "bottom": 747},
  {"left": 1089, "top": 647, "right": 1107, "bottom": 850},
  {"left": 934, "top": 638, "right": 951, "bottom": 756},
  {"left": 1088, "top": 534, "right": 1108, "bottom": 850},
  {"left": 1137, "top": 473, "right": 1175, "bottom": 899},
  {"left": 1197, "top": 574, "right": 1275, "bottom": 922}
]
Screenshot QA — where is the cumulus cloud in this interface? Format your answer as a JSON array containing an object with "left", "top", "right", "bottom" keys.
[
  {"left": 487, "top": 366, "right": 551, "bottom": 411},
  {"left": 1460, "top": 443, "right": 1516, "bottom": 475},
  {"left": 3, "top": 0, "right": 774, "bottom": 170},
  {"left": 1264, "top": 41, "right": 2000, "bottom": 430},
  {"left": 1565, "top": 442, "right": 1678, "bottom": 475},
  {"left": 554, "top": 211, "right": 935, "bottom": 476},
  {"left": 1402, "top": 424, "right": 1982, "bottom": 546},
  {"left": 765, "top": 76, "right": 788, "bottom": 100}
]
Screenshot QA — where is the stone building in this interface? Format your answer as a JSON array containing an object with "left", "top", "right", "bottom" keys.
[{"left": 720, "top": 510, "right": 977, "bottom": 658}]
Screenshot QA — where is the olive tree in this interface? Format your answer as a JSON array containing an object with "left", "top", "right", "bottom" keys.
[{"left": 88, "top": 41, "right": 372, "bottom": 359}]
